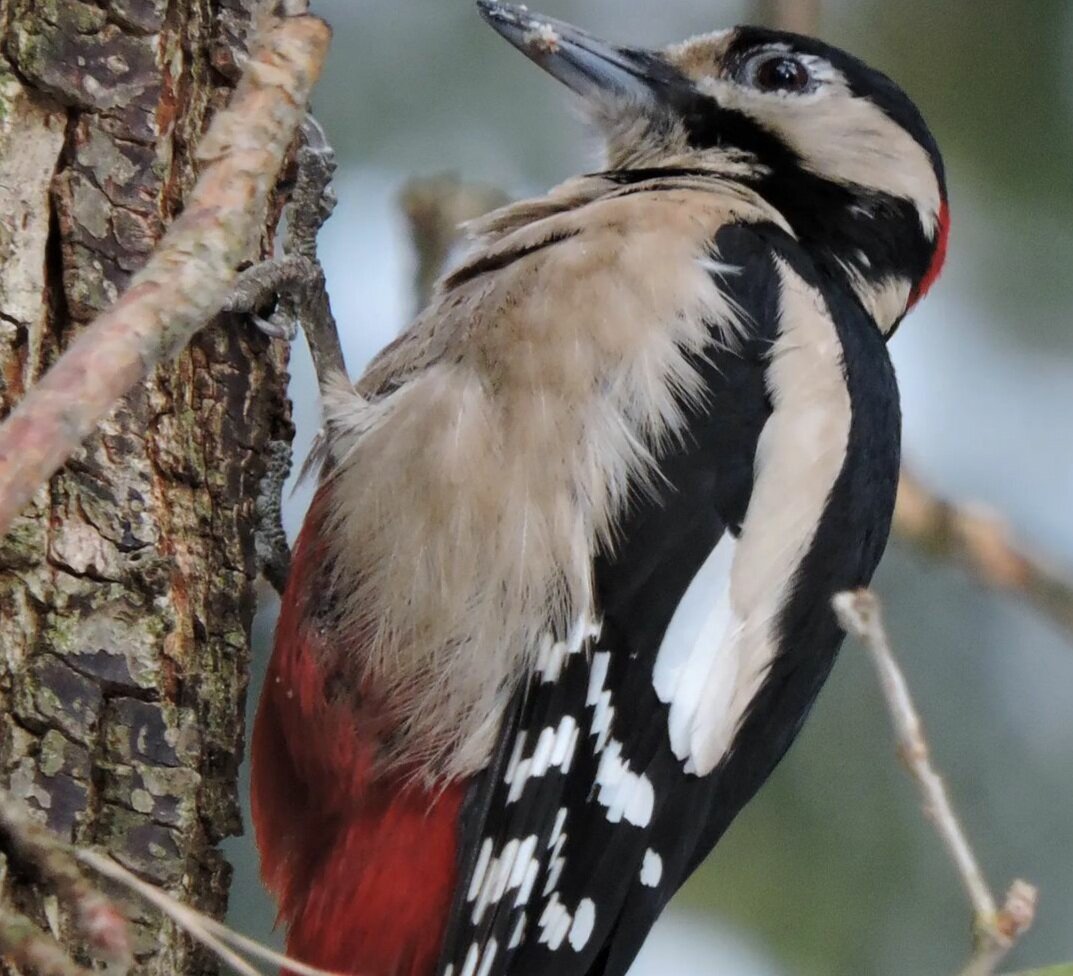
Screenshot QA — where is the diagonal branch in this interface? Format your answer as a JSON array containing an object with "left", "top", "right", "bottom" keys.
[
  {"left": 833, "top": 589, "right": 1037, "bottom": 976},
  {"left": 0, "top": 794, "right": 129, "bottom": 976},
  {"left": 0, "top": 787, "right": 349, "bottom": 976},
  {"left": 0, "top": 9, "right": 331, "bottom": 540},
  {"left": 755, "top": 0, "right": 822, "bottom": 33},
  {"left": 895, "top": 472, "right": 1073, "bottom": 639}
]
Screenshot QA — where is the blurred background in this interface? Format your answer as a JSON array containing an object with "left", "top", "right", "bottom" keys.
[{"left": 223, "top": 2, "right": 1073, "bottom": 973}]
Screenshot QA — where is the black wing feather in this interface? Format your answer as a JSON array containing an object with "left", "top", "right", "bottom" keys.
[{"left": 437, "top": 222, "right": 899, "bottom": 976}]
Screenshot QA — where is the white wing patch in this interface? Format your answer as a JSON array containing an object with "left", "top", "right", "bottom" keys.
[
  {"left": 652, "top": 534, "right": 742, "bottom": 770},
  {"left": 653, "top": 258, "right": 852, "bottom": 777}
]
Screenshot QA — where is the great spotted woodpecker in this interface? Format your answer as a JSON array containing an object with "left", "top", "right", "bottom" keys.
[{"left": 251, "top": 4, "right": 949, "bottom": 975}]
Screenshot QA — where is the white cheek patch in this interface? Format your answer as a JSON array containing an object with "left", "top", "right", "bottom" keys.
[{"left": 692, "top": 73, "right": 941, "bottom": 236}]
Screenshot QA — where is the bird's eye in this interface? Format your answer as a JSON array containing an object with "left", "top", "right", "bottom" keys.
[{"left": 739, "top": 52, "right": 813, "bottom": 94}]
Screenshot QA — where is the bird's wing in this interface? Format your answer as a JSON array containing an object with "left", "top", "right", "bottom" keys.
[
  {"left": 436, "top": 221, "right": 900, "bottom": 976},
  {"left": 435, "top": 222, "right": 897, "bottom": 976}
]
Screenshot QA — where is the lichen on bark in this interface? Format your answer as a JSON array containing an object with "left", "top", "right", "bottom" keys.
[{"left": 0, "top": 0, "right": 292, "bottom": 972}]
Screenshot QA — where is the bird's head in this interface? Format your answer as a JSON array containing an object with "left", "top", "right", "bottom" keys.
[{"left": 478, "top": 1, "right": 949, "bottom": 334}]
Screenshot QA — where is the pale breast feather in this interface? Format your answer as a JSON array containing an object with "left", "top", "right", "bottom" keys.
[{"left": 316, "top": 175, "right": 776, "bottom": 782}]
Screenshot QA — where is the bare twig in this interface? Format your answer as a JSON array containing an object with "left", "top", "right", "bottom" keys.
[
  {"left": 833, "top": 589, "right": 1037, "bottom": 976},
  {"left": 0, "top": 906, "right": 94, "bottom": 976},
  {"left": 0, "top": 797, "right": 130, "bottom": 969},
  {"left": 400, "top": 176, "right": 509, "bottom": 309},
  {"left": 755, "top": 0, "right": 821, "bottom": 34},
  {"left": 0, "top": 10, "right": 331, "bottom": 539},
  {"left": 895, "top": 471, "right": 1073, "bottom": 639},
  {"left": 0, "top": 786, "right": 347, "bottom": 976},
  {"left": 78, "top": 850, "right": 350, "bottom": 976}
]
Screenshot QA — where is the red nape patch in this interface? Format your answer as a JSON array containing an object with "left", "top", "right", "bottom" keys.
[
  {"left": 910, "top": 198, "right": 950, "bottom": 307},
  {"left": 251, "top": 491, "right": 467, "bottom": 976}
]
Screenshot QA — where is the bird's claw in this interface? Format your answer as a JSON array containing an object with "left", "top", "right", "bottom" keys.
[{"left": 252, "top": 309, "right": 299, "bottom": 343}]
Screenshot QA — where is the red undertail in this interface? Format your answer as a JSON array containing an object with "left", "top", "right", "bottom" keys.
[{"left": 251, "top": 495, "right": 464, "bottom": 976}]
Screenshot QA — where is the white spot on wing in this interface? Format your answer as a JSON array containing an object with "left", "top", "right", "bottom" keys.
[
  {"left": 505, "top": 717, "right": 580, "bottom": 802},
  {"left": 640, "top": 849, "right": 663, "bottom": 888},
  {"left": 569, "top": 899, "right": 596, "bottom": 950},
  {"left": 586, "top": 651, "right": 610, "bottom": 706},
  {"left": 515, "top": 855, "right": 539, "bottom": 907},
  {"left": 459, "top": 943, "right": 479, "bottom": 976},
  {"left": 543, "top": 808, "right": 569, "bottom": 897},
  {"left": 467, "top": 839, "right": 493, "bottom": 902},
  {"left": 536, "top": 614, "right": 601, "bottom": 683},
  {"left": 594, "top": 740, "right": 654, "bottom": 826},
  {"left": 537, "top": 893, "right": 573, "bottom": 950},
  {"left": 507, "top": 835, "right": 539, "bottom": 891},
  {"left": 476, "top": 938, "right": 498, "bottom": 976},
  {"left": 471, "top": 834, "right": 541, "bottom": 924},
  {"left": 587, "top": 650, "right": 615, "bottom": 753},
  {"left": 508, "top": 913, "right": 527, "bottom": 949},
  {"left": 550, "top": 716, "right": 580, "bottom": 771}
]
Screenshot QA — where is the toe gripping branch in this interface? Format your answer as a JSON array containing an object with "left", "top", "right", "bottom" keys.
[
  {"left": 227, "top": 116, "right": 347, "bottom": 595},
  {"left": 226, "top": 115, "right": 347, "bottom": 387}
]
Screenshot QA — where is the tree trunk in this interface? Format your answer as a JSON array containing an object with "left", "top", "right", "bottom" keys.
[{"left": 0, "top": 2, "right": 292, "bottom": 972}]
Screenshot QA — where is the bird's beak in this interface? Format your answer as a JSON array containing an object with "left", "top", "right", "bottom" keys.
[{"left": 477, "top": 1, "right": 682, "bottom": 103}]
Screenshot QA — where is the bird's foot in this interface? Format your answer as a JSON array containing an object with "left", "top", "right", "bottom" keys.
[
  {"left": 226, "top": 117, "right": 345, "bottom": 595},
  {"left": 225, "top": 115, "right": 346, "bottom": 380}
]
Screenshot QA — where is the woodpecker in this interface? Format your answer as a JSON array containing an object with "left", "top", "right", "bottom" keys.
[{"left": 251, "top": 5, "right": 949, "bottom": 976}]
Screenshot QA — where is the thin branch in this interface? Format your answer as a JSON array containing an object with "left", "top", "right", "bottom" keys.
[
  {"left": 0, "top": 905, "right": 94, "bottom": 976},
  {"left": 400, "top": 176, "right": 509, "bottom": 310},
  {"left": 77, "top": 851, "right": 351, "bottom": 976},
  {"left": 833, "top": 590, "right": 1037, "bottom": 976},
  {"left": 0, "top": 786, "right": 349, "bottom": 976},
  {"left": 755, "top": 0, "right": 821, "bottom": 33},
  {"left": 0, "top": 10, "right": 331, "bottom": 539},
  {"left": 0, "top": 797, "right": 130, "bottom": 969},
  {"left": 895, "top": 471, "right": 1073, "bottom": 639}
]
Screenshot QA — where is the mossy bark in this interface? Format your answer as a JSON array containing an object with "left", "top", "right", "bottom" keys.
[{"left": 0, "top": 1, "right": 292, "bottom": 971}]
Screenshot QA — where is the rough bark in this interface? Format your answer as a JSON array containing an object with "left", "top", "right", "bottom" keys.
[{"left": 0, "top": 2, "right": 292, "bottom": 972}]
